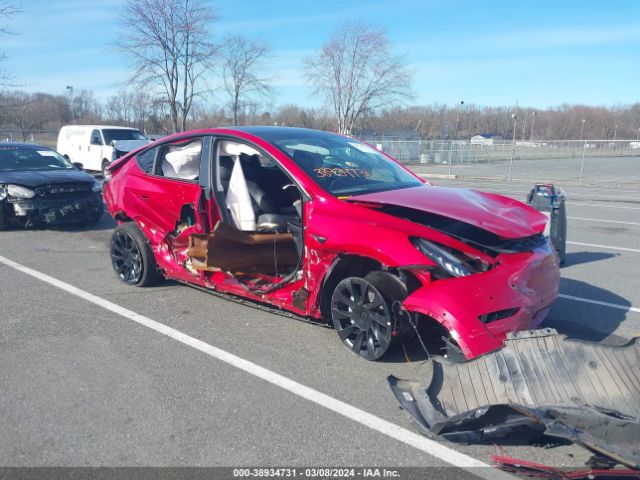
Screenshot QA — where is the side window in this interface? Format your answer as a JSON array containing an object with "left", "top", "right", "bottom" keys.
[
  {"left": 90, "top": 130, "right": 102, "bottom": 146},
  {"left": 135, "top": 147, "right": 157, "bottom": 173},
  {"left": 156, "top": 138, "right": 202, "bottom": 181}
]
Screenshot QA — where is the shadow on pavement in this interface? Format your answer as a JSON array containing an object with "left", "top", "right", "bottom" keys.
[
  {"left": 546, "top": 277, "right": 632, "bottom": 344},
  {"left": 562, "top": 250, "right": 618, "bottom": 267}
]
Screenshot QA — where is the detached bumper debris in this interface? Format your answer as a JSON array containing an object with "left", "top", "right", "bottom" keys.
[
  {"left": 389, "top": 329, "right": 640, "bottom": 468},
  {"left": 492, "top": 455, "right": 640, "bottom": 479}
]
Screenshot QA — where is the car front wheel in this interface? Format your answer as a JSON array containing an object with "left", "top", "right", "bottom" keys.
[
  {"left": 331, "top": 276, "right": 394, "bottom": 360},
  {"left": 110, "top": 222, "right": 162, "bottom": 286}
]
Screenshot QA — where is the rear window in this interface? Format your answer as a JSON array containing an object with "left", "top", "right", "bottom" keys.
[
  {"left": 135, "top": 148, "right": 157, "bottom": 173},
  {"left": 0, "top": 146, "right": 74, "bottom": 172},
  {"left": 102, "top": 129, "right": 147, "bottom": 145}
]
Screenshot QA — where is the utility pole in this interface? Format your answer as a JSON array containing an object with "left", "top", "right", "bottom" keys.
[
  {"left": 66, "top": 86, "right": 74, "bottom": 123},
  {"left": 614, "top": 124, "right": 618, "bottom": 140},
  {"left": 530, "top": 111, "right": 536, "bottom": 141},
  {"left": 453, "top": 100, "right": 464, "bottom": 140},
  {"left": 580, "top": 119, "right": 585, "bottom": 143},
  {"left": 509, "top": 101, "right": 518, "bottom": 181}
]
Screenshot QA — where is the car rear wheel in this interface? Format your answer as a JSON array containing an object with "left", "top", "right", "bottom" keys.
[
  {"left": 331, "top": 276, "right": 394, "bottom": 360},
  {"left": 110, "top": 222, "right": 161, "bottom": 286}
]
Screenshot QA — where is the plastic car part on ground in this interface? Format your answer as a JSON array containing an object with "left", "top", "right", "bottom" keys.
[
  {"left": 388, "top": 329, "right": 640, "bottom": 468},
  {"left": 492, "top": 455, "right": 640, "bottom": 479}
]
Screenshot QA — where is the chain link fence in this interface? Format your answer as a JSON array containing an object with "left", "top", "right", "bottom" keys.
[
  {"left": 363, "top": 138, "right": 640, "bottom": 185},
  {"left": 0, "top": 129, "right": 59, "bottom": 148},
  {"left": 2, "top": 129, "right": 639, "bottom": 185}
]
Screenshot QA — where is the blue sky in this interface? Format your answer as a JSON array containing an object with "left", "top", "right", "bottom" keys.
[{"left": 2, "top": 0, "right": 639, "bottom": 108}]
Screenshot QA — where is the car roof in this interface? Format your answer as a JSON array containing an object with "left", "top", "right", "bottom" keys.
[
  {"left": 227, "top": 126, "right": 337, "bottom": 138},
  {"left": 60, "top": 125, "right": 140, "bottom": 130},
  {"left": 0, "top": 142, "right": 52, "bottom": 149}
]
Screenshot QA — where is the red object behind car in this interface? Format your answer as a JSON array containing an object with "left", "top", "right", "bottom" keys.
[{"left": 103, "top": 127, "right": 559, "bottom": 361}]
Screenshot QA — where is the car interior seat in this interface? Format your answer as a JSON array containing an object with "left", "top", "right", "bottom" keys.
[
  {"left": 219, "top": 141, "right": 298, "bottom": 232},
  {"left": 161, "top": 140, "right": 202, "bottom": 180}
]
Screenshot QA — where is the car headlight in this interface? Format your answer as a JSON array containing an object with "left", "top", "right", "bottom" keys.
[
  {"left": 92, "top": 181, "right": 103, "bottom": 193},
  {"left": 7, "top": 184, "right": 36, "bottom": 199},
  {"left": 411, "top": 237, "right": 472, "bottom": 278}
]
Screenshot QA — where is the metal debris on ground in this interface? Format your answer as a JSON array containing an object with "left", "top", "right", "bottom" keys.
[{"left": 388, "top": 329, "right": 640, "bottom": 469}]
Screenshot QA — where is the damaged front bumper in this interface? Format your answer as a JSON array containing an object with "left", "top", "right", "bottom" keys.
[
  {"left": 403, "top": 242, "right": 559, "bottom": 359},
  {"left": 3, "top": 194, "right": 103, "bottom": 227}
]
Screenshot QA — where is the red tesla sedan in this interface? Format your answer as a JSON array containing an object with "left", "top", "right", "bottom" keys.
[{"left": 103, "top": 127, "right": 559, "bottom": 361}]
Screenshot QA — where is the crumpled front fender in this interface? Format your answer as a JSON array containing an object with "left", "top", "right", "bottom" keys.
[{"left": 403, "top": 246, "right": 559, "bottom": 359}]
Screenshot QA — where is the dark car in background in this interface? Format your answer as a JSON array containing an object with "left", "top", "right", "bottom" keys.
[{"left": 0, "top": 143, "right": 103, "bottom": 228}]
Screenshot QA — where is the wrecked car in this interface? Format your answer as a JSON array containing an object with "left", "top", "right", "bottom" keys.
[
  {"left": 103, "top": 127, "right": 560, "bottom": 361},
  {"left": 0, "top": 143, "right": 103, "bottom": 228}
]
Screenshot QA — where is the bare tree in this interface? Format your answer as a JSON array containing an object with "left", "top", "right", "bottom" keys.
[
  {"left": 220, "top": 35, "right": 274, "bottom": 125},
  {"left": 7, "top": 91, "right": 38, "bottom": 141},
  {"left": 0, "top": 1, "right": 20, "bottom": 86},
  {"left": 304, "top": 21, "right": 413, "bottom": 135},
  {"left": 106, "top": 89, "right": 136, "bottom": 126},
  {"left": 116, "top": 0, "right": 217, "bottom": 133},
  {"left": 71, "top": 89, "right": 101, "bottom": 123}
]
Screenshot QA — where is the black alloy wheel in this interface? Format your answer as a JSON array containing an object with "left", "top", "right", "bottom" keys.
[
  {"left": 110, "top": 223, "right": 161, "bottom": 286},
  {"left": 111, "top": 229, "right": 143, "bottom": 284},
  {"left": 331, "top": 277, "right": 394, "bottom": 360}
]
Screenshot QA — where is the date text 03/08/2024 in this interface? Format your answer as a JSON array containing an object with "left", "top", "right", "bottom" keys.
[{"left": 232, "top": 468, "right": 401, "bottom": 478}]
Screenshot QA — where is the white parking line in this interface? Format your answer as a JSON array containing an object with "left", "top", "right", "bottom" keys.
[
  {"left": 567, "top": 241, "right": 640, "bottom": 253},
  {"left": 559, "top": 294, "right": 640, "bottom": 313},
  {"left": 0, "top": 254, "right": 510, "bottom": 478},
  {"left": 568, "top": 216, "right": 640, "bottom": 226},
  {"left": 443, "top": 185, "right": 640, "bottom": 201},
  {"left": 567, "top": 202, "right": 640, "bottom": 210},
  {"left": 429, "top": 179, "right": 640, "bottom": 194}
]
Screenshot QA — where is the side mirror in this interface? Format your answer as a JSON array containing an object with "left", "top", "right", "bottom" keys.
[{"left": 73, "top": 162, "right": 84, "bottom": 170}]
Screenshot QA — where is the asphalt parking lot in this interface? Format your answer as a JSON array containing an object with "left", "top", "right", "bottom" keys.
[{"left": 1, "top": 176, "right": 639, "bottom": 476}]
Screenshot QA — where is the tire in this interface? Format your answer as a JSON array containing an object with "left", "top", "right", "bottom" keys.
[
  {"left": 101, "top": 159, "right": 110, "bottom": 179},
  {"left": 110, "top": 222, "right": 162, "bottom": 287},
  {"left": 330, "top": 276, "right": 395, "bottom": 360},
  {"left": 0, "top": 203, "right": 6, "bottom": 230}
]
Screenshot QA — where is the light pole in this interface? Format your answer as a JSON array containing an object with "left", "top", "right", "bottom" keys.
[
  {"left": 509, "top": 108, "right": 517, "bottom": 181},
  {"left": 453, "top": 100, "right": 464, "bottom": 140},
  {"left": 614, "top": 124, "right": 618, "bottom": 140},
  {"left": 66, "top": 86, "right": 74, "bottom": 123},
  {"left": 637, "top": 127, "right": 639, "bottom": 141},
  {"left": 530, "top": 111, "right": 536, "bottom": 141},
  {"left": 580, "top": 119, "right": 585, "bottom": 143}
]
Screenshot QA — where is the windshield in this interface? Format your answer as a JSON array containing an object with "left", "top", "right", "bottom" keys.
[
  {"left": 268, "top": 132, "right": 422, "bottom": 196},
  {"left": 0, "top": 146, "right": 75, "bottom": 172},
  {"left": 102, "top": 129, "right": 147, "bottom": 144}
]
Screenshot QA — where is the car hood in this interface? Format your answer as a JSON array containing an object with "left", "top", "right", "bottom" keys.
[
  {"left": 350, "top": 185, "right": 547, "bottom": 239},
  {"left": 0, "top": 169, "right": 95, "bottom": 188}
]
